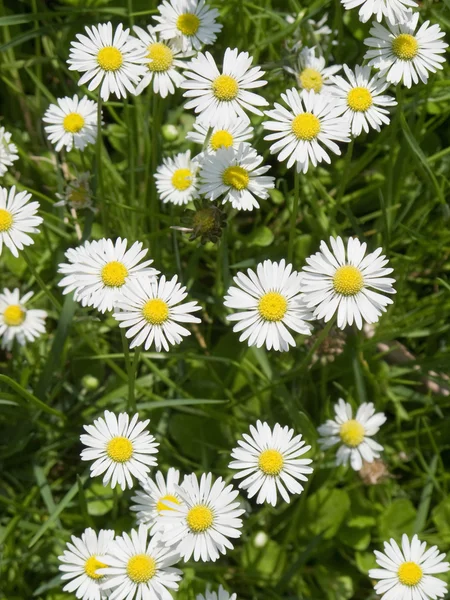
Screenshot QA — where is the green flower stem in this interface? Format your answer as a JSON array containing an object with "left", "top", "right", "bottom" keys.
[
  {"left": 297, "top": 317, "right": 336, "bottom": 375},
  {"left": 288, "top": 169, "right": 300, "bottom": 263},
  {"left": 95, "top": 91, "right": 106, "bottom": 234},
  {"left": 333, "top": 138, "right": 354, "bottom": 221},
  {"left": 23, "top": 249, "right": 61, "bottom": 312},
  {"left": 121, "top": 330, "right": 140, "bottom": 412}
]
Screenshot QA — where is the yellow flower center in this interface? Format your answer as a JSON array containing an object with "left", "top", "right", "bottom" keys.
[
  {"left": 398, "top": 562, "right": 423, "bottom": 586},
  {"left": 126, "top": 554, "right": 156, "bottom": 583},
  {"left": 347, "top": 87, "right": 373, "bottom": 112},
  {"left": 142, "top": 298, "right": 169, "bottom": 325},
  {"left": 392, "top": 34, "right": 419, "bottom": 60},
  {"left": 333, "top": 265, "right": 364, "bottom": 296},
  {"left": 84, "top": 556, "right": 107, "bottom": 580},
  {"left": 258, "top": 292, "right": 288, "bottom": 322},
  {"left": 222, "top": 165, "right": 249, "bottom": 190},
  {"left": 176, "top": 13, "right": 200, "bottom": 36},
  {"left": 3, "top": 304, "right": 25, "bottom": 326},
  {"left": 0, "top": 208, "right": 13, "bottom": 232},
  {"left": 340, "top": 419, "right": 365, "bottom": 447},
  {"left": 210, "top": 130, "right": 234, "bottom": 151},
  {"left": 171, "top": 168, "right": 192, "bottom": 191},
  {"left": 258, "top": 449, "right": 284, "bottom": 475},
  {"left": 97, "top": 46, "right": 123, "bottom": 71},
  {"left": 100, "top": 261, "right": 128, "bottom": 287},
  {"left": 106, "top": 436, "right": 133, "bottom": 462},
  {"left": 299, "top": 68, "right": 323, "bottom": 92},
  {"left": 292, "top": 113, "right": 321, "bottom": 141},
  {"left": 212, "top": 74, "right": 239, "bottom": 101},
  {"left": 186, "top": 504, "right": 214, "bottom": 532},
  {"left": 156, "top": 494, "right": 180, "bottom": 513},
  {"left": 147, "top": 42, "right": 174, "bottom": 72},
  {"left": 63, "top": 112, "right": 85, "bottom": 134}
]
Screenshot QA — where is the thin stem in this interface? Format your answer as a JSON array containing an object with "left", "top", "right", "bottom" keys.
[
  {"left": 333, "top": 138, "right": 354, "bottom": 221},
  {"left": 149, "top": 94, "right": 160, "bottom": 252},
  {"left": 288, "top": 169, "right": 300, "bottom": 263},
  {"left": 297, "top": 318, "right": 336, "bottom": 375},
  {"left": 23, "top": 250, "right": 61, "bottom": 311},
  {"left": 95, "top": 91, "right": 106, "bottom": 234},
  {"left": 121, "top": 330, "right": 140, "bottom": 412}
]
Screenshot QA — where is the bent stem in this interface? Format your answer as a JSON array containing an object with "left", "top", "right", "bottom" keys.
[{"left": 288, "top": 168, "right": 300, "bottom": 263}]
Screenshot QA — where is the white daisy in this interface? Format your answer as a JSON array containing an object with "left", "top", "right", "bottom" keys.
[
  {"left": 229, "top": 421, "right": 313, "bottom": 507},
  {"left": 80, "top": 410, "right": 159, "bottom": 490},
  {"left": 318, "top": 398, "right": 386, "bottom": 471},
  {"left": 161, "top": 472, "right": 245, "bottom": 562},
  {"left": 331, "top": 65, "right": 397, "bottom": 137},
  {"left": 0, "top": 288, "right": 47, "bottom": 350},
  {"left": 363, "top": 12, "right": 448, "bottom": 88},
  {"left": 224, "top": 259, "right": 313, "bottom": 352},
  {"left": 263, "top": 88, "right": 350, "bottom": 174},
  {"left": 0, "top": 185, "right": 42, "bottom": 257},
  {"left": 181, "top": 47, "right": 268, "bottom": 127},
  {"left": 99, "top": 525, "right": 183, "bottom": 600},
  {"left": 67, "top": 22, "right": 148, "bottom": 101},
  {"left": 199, "top": 144, "right": 274, "bottom": 211},
  {"left": 58, "top": 528, "right": 115, "bottom": 600},
  {"left": 58, "top": 237, "right": 158, "bottom": 314},
  {"left": 153, "top": 0, "right": 222, "bottom": 52},
  {"left": 43, "top": 95, "right": 98, "bottom": 152},
  {"left": 197, "top": 585, "right": 237, "bottom": 600},
  {"left": 113, "top": 274, "right": 202, "bottom": 352},
  {"left": 369, "top": 534, "right": 450, "bottom": 600},
  {"left": 341, "top": 0, "right": 417, "bottom": 23},
  {"left": 285, "top": 46, "right": 341, "bottom": 94},
  {"left": 155, "top": 150, "right": 199, "bottom": 206},
  {"left": 0, "top": 126, "right": 19, "bottom": 176},
  {"left": 55, "top": 172, "right": 94, "bottom": 211},
  {"left": 187, "top": 118, "right": 254, "bottom": 153}
]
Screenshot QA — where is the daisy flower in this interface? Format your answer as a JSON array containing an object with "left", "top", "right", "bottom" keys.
[
  {"left": 99, "top": 525, "right": 183, "bottom": 600},
  {"left": 199, "top": 144, "right": 274, "bottom": 211},
  {"left": 0, "top": 185, "right": 42, "bottom": 257},
  {"left": 113, "top": 274, "right": 202, "bottom": 352},
  {"left": 181, "top": 47, "right": 268, "bottom": 127},
  {"left": 0, "top": 126, "right": 18, "bottom": 176},
  {"left": 0, "top": 288, "right": 47, "bottom": 350},
  {"left": 369, "top": 534, "right": 450, "bottom": 600},
  {"left": 55, "top": 172, "right": 94, "bottom": 211},
  {"left": 155, "top": 150, "right": 199, "bottom": 206},
  {"left": 58, "top": 237, "right": 158, "bottom": 314},
  {"left": 229, "top": 421, "right": 313, "bottom": 506},
  {"left": 154, "top": 0, "right": 222, "bottom": 52},
  {"left": 197, "top": 585, "right": 237, "bottom": 600},
  {"left": 224, "top": 259, "right": 313, "bottom": 352},
  {"left": 285, "top": 46, "right": 341, "bottom": 94},
  {"left": 331, "top": 65, "right": 397, "bottom": 137},
  {"left": 341, "top": 0, "right": 417, "bottom": 23},
  {"left": 187, "top": 118, "right": 254, "bottom": 153},
  {"left": 300, "top": 236, "right": 396, "bottom": 330},
  {"left": 67, "top": 22, "right": 148, "bottom": 101},
  {"left": 363, "top": 12, "right": 448, "bottom": 88},
  {"left": 161, "top": 472, "right": 245, "bottom": 562},
  {"left": 43, "top": 95, "right": 98, "bottom": 152},
  {"left": 318, "top": 398, "right": 386, "bottom": 471},
  {"left": 58, "top": 527, "right": 115, "bottom": 600},
  {"left": 263, "top": 88, "right": 350, "bottom": 174}
]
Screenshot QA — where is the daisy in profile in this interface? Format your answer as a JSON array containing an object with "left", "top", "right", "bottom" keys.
[
  {"left": 224, "top": 259, "right": 313, "bottom": 352},
  {"left": 197, "top": 585, "right": 237, "bottom": 600},
  {"left": 364, "top": 12, "right": 448, "bottom": 88},
  {"left": 80, "top": 410, "right": 159, "bottom": 490},
  {"left": 55, "top": 172, "right": 94, "bottom": 212},
  {"left": 369, "top": 534, "right": 450, "bottom": 600},
  {"left": 113, "top": 274, "right": 201, "bottom": 352},
  {"left": 99, "top": 525, "right": 183, "bottom": 600},
  {"left": 300, "top": 236, "right": 396, "bottom": 330},
  {"left": 0, "top": 185, "right": 42, "bottom": 257},
  {"left": 58, "top": 238, "right": 158, "bottom": 313},
  {"left": 43, "top": 95, "right": 98, "bottom": 152},
  {"left": 0, "top": 288, "right": 47, "bottom": 350},
  {"left": 285, "top": 46, "right": 341, "bottom": 94},
  {"left": 331, "top": 65, "right": 397, "bottom": 137},
  {"left": 155, "top": 150, "right": 199, "bottom": 206},
  {"left": 187, "top": 118, "right": 254, "bottom": 153},
  {"left": 229, "top": 421, "right": 313, "bottom": 506},
  {"left": 161, "top": 472, "right": 245, "bottom": 562},
  {"left": 67, "top": 22, "right": 148, "bottom": 101},
  {"left": 0, "top": 126, "right": 19, "bottom": 176},
  {"left": 263, "top": 88, "right": 350, "bottom": 174},
  {"left": 154, "top": 0, "right": 222, "bottom": 51},
  {"left": 181, "top": 48, "right": 268, "bottom": 127},
  {"left": 341, "top": 0, "right": 417, "bottom": 23},
  {"left": 318, "top": 398, "right": 386, "bottom": 471},
  {"left": 58, "top": 528, "right": 115, "bottom": 600},
  {"left": 199, "top": 144, "right": 274, "bottom": 211}
]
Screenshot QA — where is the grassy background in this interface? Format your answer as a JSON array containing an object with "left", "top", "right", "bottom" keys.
[{"left": 1, "top": 0, "right": 450, "bottom": 598}]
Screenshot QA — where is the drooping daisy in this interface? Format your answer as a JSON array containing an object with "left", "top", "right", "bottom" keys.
[
  {"left": 0, "top": 185, "right": 42, "bottom": 257},
  {"left": 224, "top": 259, "right": 313, "bottom": 352},
  {"left": 341, "top": 0, "right": 417, "bottom": 24},
  {"left": 181, "top": 48, "right": 268, "bottom": 127},
  {"left": 363, "top": 12, "right": 448, "bottom": 88},
  {"left": 43, "top": 95, "right": 98, "bottom": 152},
  {"left": 229, "top": 421, "right": 313, "bottom": 506},
  {"left": 197, "top": 585, "right": 237, "bottom": 600},
  {"left": 58, "top": 528, "right": 115, "bottom": 600},
  {"left": 331, "top": 65, "right": 397, "bottom": 137},
  {"left": 58, "top": 237, "right": 158, "bottom": 314},
  {"left": 199, "top": 144, "right": 274, "bottom": 211},
  {"left": 0, "top": 126, "right": 18, "bottom": 176},
  {"left": 187, "top": 118, "right": 254, "bottom": 153},
  {"left": 161, "top": 472, "right": 245, "bottom": 562},
  {"left": 155, "top": 150, "right": 199, "bottom": 206},
  {"left": 154, "top": 0, "right": 222, "bottom": 52},
  {"left": 113, "top": 274, "right": 202, "bottom": 352},
  {"left": 80, "top": 410, "right": 159, "bottom": 490},
  {"left": 67, "top": 22, "right": 148, "bottom": 101},
  {"left": 99, "top": 525, "right": 183, "bottom": 600},
  {"left": 0, "top": 288, "right": 47, "bottom": 350},
  {"left": 55, "top": 172, "right": 94, "bottom": 211},
  {"left": 369, "top": 534, "right": 450, "bottom": 600},
  {"left": 300, "top": 236, "right": 396, "bottom": 330},
  {"left": 263, "top": 88, "right": 350, "bottom": 174},
  {"left": 318, "top": 398, "right": 386, "bottom": 471},
  {"left": 285, "top": 46, "right": 341, "bottom": 94}
]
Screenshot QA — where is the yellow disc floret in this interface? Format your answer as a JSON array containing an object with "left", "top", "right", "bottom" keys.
[
  {"left": 171, "top": 168, "right": 192, "bottom": 191},
  {"left": 222, "top": 165, "right": 249, "bottom": 190},
  {"left": 0, "top": 208, "right": 13, "bottom": 232},
  {"left": 347, "top": 87, "right": 373, "bottom": 112},
  {"left": 186, "top": 504, "right": 214, "bottom": 532},
  {"left": 63, "top": 112, "right": 85, "bottom": 133},
  {"left": 340, "top": 420, "right": 365, "bottom": 447},
  {"left": 398, "top": 562, "right": 423, "bottom": 586},
  {"left": 258, "top": 292, "right": 288, "bottom": 322},
  {"left": 212, "top": 75, "right": 239, "bottom": 101},
  {"left": 106, "top": 436, "right": 133, "bottom": 462},
  {"left": 292, "top": 113, "right": 321, "bottom": 141},
  {"left": 142, "top": 298, "right": 169, "bottom": 325},
  {"left": 157, "top": 494, "right": 180, "bottom": 513},
  {"left": 333, "top": 265, "right": 364, "bottom": 296},
  {"left": 3, "top": 305, "right": 25, "bottom": 326},
  {"left": 147, "top": 42, "right": 174, "bottom": 72},
  {"left": 392, "top": 34, "right": 419, "bottom": 60},
  {"left": 84, "top": 556, "right": 107, "bottom": 580},
  {"left": 299, "top": 68, "right": 323, "bottom": 93},
  {"left": 97, "top": 46, "right": 123, "bottom": 71},
  {"left": 176, "top": 13, "right": 200, "bottom": 36},
  {"left": 126, "top": 554, "right": 156, "bottom": 583},
  {"left": 101, "top": 261, "right": 128, "bottom": 287},
  {"left": 210, "top": 130, "right": 234, "bottom": 151},
  {"left": 258, "top": 449, "right": 284, "bottom": 475}
]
